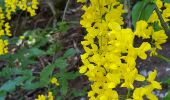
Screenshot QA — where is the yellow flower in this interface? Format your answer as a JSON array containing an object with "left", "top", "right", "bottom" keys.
[
  {"left": 50, "top": 77, "right": 59, "bottom": 86},
  {"left": 147, "top": 70, "right": 162, "bottom": 90},
  {"left": 0, "top": 40, "right": 8, "bottom": 55},
  {"left": 48, "top": 92, "right": 54, "bottom": 100},
  {"left": 121, "top": 69, "right": 145, "bottom": 89},
  {"left": 35, "top": 91, "right": 54, "bottom": 100},
  {"left": 133, "top": 87, "right": 145, "bottom": 100},
  {"left": 135, "top": 20, "right": 153, "bottom": 39},
  {"left": 77, "top": 0, "right": 86, "bottom": 3},
  {"left": 19, "top": 36, "right": 25, "bottom": 40},
  {"left": 5, "top": 22, "right": 11, "bottom": 36},
  {"left": 152, "top": 30, "right": 168, "bottom": 50},
  {"left": 35, "top": 94, "right": 46, "bottom": 100},
  {"left": 137, "top": 42, "right": 151, "bottom": 60}
]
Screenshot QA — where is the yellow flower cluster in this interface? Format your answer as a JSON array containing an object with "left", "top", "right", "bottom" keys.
[
  {"left": 0, "top": 39, "right": 8, "bottom": 55},
  {"left": 135, "top": 20, "right": 167, "bottom": 55},
  {"left": 0, "top": 7, "right": 11, "bottom": 55},
  {"left": 5, "top": 0, "right": 39, "bottom": 19},
  {"left": 0, "top": 0, "right": 38, "bottom": 55},
  {"left": 149, "top": 0, "right": 170, "bottom": 24},
  {"left": 35, "top": 91, "right": 53, "bottom": 100},
  {"left": 79, "top": 0, "right": 167, "bottom": 99}
]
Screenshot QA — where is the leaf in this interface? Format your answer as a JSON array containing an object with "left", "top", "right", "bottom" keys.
[
  {"left": 46, "top": 44, "right": 61, "bottom": 55},
  {"left": 60, "top": 79, "right": 68, "bottom": 96},
  {"left": 24, "top": 82, "right": 41, "bottom": 90},
  {"left": 0, "top": 68, "right": 32, "bottom": 78},
  {"left": 63, "top": 48, "right": 76, "bottom": 58},
  {"left": 0, "top": 91, "right": 6, "bottom": 100},
  {"left": 63, "top": 72, "right": 80, "bottom": 80},
  {"left": 164, "top": 0, "right": 170, "bottom": 3},
  {"left": 164, "top": 91, "right": 170, "bottom": 100},
  {"left": 54, "top": 58, "right": 68, "bottom": 70},
  {"left": 161, "top": 78, "right": 170, "bottom": 85},
  {"left": 72, "top": 89, "right": 87, "bottom": 97},
  {"left": 132, "top": 0, "right": 155, "bottom": 27},
  {"left": 132, "top": 1, "right": 146, "bottom": 26},
  {"left": 28, "top": 48, "right": 46, "bottom": 57},
  {"left": 24, "top": 65, "right": 55, "bottom": 90},
  {"left": 0, "top": 76, "right": 27, "bottom": 92},
  {"left": 40, "top": 64, "right": 54, "bottom": 85},
  {"left": 153, "top": 22, "right": 161, "bottom": 31},
  {"left": 140, "top": 3, "right": 155, "bottom": 21},
  {"left": 57, "top": 21, "right": 69, "bottom": 32},
  {"left": 0, "top": 0, "right": 5, "bottom": 11},
  {"left": 0, "top": 67, "right": 13, "bottom": 78}
]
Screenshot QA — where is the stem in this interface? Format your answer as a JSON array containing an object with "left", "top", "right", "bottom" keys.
[
  {"left": 62, "top": 0, "right": 70, "bottom": 22},
  {"left": 156, "top": 54, "right": 170, "bottom": 64},
  {"left": 47, "top": 0, "right": 56, "bottom": 16},
  {"left": 126, "top": 89, "right": 131, "bottom": 99},
  {"left": 154, "top": 4, "right": 170, "bottom": 38}
]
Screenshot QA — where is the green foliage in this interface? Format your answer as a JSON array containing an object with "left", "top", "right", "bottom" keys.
[
  {"left": 0, "top": 0, "right": 5, "bottom": 10},
  {"left": 57, "top": 21, "right": 69, "bottom": 33},
  {"left": 164, "top": 91, "right": 170, "bottom": 100},
  {"left": 0, "top": 22, "right": 82, "bottom": 99},
  {"left": 164, "top": 0, "right": 170, "bottom": 3},
  {"left": 53, "top": 49, "right": 79, "bottom": 96},
  {"left": 132, "top": 0, "right": 155, "bottom": 27}
]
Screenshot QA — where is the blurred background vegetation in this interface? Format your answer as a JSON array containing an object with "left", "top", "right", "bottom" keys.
[{"left": 0, "top": 0, "right": 88, "bottom": 100}]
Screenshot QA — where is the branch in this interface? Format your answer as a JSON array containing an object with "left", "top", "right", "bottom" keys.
[{"left": 155, "top": 4, "right": 170, "bottom": 38}]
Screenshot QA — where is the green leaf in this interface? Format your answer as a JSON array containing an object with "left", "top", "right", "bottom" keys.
[
  {"left": 140, "top": 3, "right": 155, "bottom": 21},
  {"left": 23, "top": 65, "right": 55, "bottom": 90},
  {"left": 60, "top": 79, "right": 68, "bottom": 95},
  {"left": 0, "top": 68, "right": 32, "bottom": 78},
  {"left": 161, "top": 78, "right": 170, "bottom": 85},
  {"left": 28, "top": 48, "right": 46, "bottom": 57},
  {"left": 63, "top": 48, "right": 76, "bottom": 58},
  {"left": 132, "top": 1, "right": 146, "bottom": 26},
  {"left": 24, "top": 82, "right": 41, "bottom": 90},
  {"left": 40, "top": 64, "right": 54, "bottom": 85},
  {"left": 0, "top": 91, "right": 6, "bottom": 100},
  {"left": 57, "top": 21, "right": 69, "bottom": 32},
  {"left": 0, "top": 67, "right": 13, "bottom": 78},
  {"left": 63, "top": 72, "right": 80, "bottom": 80},
  {"left": 164, "top": 91, "right": 170, "bottom": 100},
  {"left": 0, "top": 76, "right": 27, "bottom": 92},
  {"left": 153, "top": 22, "right": 161, "bottom": 31},
  {"left": 46, "top": 44, "right": 61, "bottom": 55},
  {"left": 132, "top": 0, "right": 155, "bottom": 27},
  {"left": 72, "top": 89, "right": 87, "bottom": 97},
  {"left": 0, "top": 0, "right": 5, "bottom": 11},
  {"left": 54, "top": 58, "right": 68, "bottom": 70},
  {"left": 164, "top": 0, "right": 170, "bottom": 3}
]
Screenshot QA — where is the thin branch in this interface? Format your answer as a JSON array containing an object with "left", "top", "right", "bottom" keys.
[
  {"left": 155, "top": 4, "right": 170, "bottom": 38},
  {"left": 62, "top": 0, "right": 70, "bottom": 22}
]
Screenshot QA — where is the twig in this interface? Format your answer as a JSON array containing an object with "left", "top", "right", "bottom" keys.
[
  {"left": 62, "top": 0, "right": 70, "bottom": 22},
  {"left": 156, "top": 54, "right": 170, "bottom": 64},
  {"left": 124, "top": 0, "right": 132, "bottom": 28},
  {"left": 46, "top": 0, "right": 56, "bottom": 16},
  {"left": 13, "top": 11, "right": 23, "bottom": 37},
  {"left": 155, "top": 4, "right": 170, "bottom": 38}
]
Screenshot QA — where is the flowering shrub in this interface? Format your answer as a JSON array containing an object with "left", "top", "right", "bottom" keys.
[
  {"left": 0, "top": 0, "right": 38, "bottom": 55},
  {"left": 78, "top": 0, "right": 169, "bottom": 99}
]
